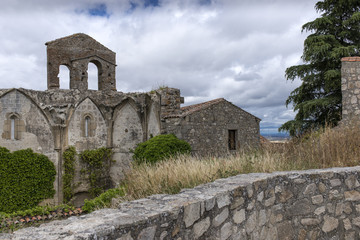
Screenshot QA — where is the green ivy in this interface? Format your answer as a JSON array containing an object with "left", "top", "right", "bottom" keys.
[
  {"left": 132, "top": 134, "right": 191, "bottom": 164},
  {"left": 80, "top": 148, "right": 112, "bottom": 198},
  {"left": 82, "top": 186, "right": 125, "bottom": 213},
  {"left": 0, "top": 147, "right": 56, "bottom": 213},
  {"left": 62, "top": 146, "right": 77, "bottom": 203}
]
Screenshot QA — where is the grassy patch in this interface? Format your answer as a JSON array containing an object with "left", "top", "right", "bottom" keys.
[{"left": 118, "top": 124, "right": 360, "bottom": 201}]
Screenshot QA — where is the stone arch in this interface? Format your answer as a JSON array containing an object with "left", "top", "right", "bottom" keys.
[
  {"left": 87, "top": 61, "right": 99, "bottom": 90},
  {"left": 58, "top": 64, "right": 71, "bottom": 89},
  {"left": 67, "top": 97, "right": 107, "bottom": 151},
  {"left": 111, "top": 99, "right": 144, "bottom": 185},
  {"left": 0, "top": 89, "right": 55, "bottom": 153}
]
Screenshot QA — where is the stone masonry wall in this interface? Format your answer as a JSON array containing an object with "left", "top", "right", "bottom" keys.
[
  {"left": 161, "top": 99, "right": 260, "bottom": 156},
  {"left": 0, "top": 88, "right": 160, "bottom": 205},
  {"left": 341, "top": 56, "right": 360, "bottom": 123},
  {"left": 179, "top": 101, "right": 260, "bottom": 155},
  {"left": 5, "top": 166, "right": 360, "bottom": 239}
]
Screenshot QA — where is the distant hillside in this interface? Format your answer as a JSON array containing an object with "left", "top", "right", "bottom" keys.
[{"left": 260, "top": 126, "right": 290, "bottom": 141}]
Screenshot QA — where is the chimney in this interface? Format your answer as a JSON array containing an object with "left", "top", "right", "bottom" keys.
[{"left": 157, "top": 87, "right": 184, "bottom": 120}]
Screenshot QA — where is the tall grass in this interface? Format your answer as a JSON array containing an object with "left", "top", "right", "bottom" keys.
[{"left": 118, "top": 124, "right": 360, "bottom": 202}]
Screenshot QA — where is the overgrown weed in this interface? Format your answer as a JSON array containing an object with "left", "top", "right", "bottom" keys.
[{"left": 117, "top": 124, "right": 360, "bottom": 203}]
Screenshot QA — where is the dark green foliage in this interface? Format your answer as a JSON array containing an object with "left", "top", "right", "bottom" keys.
[
  {"left": 0, "top": 147, "right": 56, "bottom": 213},
  {"left": 132, "top": 134, "right": 191, "bottom": 164},
  {"left": 82, "top": 186, "right": 125, "bottom": 213},
  {"left": 280, "top": 0, "right": 360, "bottom": 136},
  {"left": 80, "top": 147, "right": 113, "bottom": 198},
  {"left": 63, "top": 146, "right": 77, "bottom": 203}
]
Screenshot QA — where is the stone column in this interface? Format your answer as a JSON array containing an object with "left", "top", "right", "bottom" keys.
[{"left": 341, "top": 57, "right": 360, "bottom": 123}]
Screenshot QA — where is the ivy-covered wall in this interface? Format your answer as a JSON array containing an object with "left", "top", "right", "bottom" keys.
[
  {"left": 63, "top": 146, "right": 113, "bottom": 206},
  {"left": 0, "top": 147, "right": 56, "bottom": 213}
]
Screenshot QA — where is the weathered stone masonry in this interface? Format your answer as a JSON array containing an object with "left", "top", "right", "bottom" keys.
[
  {"left": 342, "top": 56, "right": 360, "bottom": 123},
  {"left": 4, "top": 166, "right": 360, "bottom": 240},
  {"left": 162, "top": 98, "right": 260, "bottom": 155},
  {"left": 0, "top": 33, "right": 260, "bottom": 205}
]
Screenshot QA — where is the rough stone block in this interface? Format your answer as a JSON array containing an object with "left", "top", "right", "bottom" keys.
[
  {"left": 277, "top": 221, "right": 294, "bottom": 240},
  {"left": 213, "top": 208, "right": 229, "bottom": 227},
  {"left": 184, "top": 202, "right": 201, "bottom": 228},
  {"left": 217, "top": 194, "right": 231, "bottom": 209},
  {"left": 193, "top": 217, "right": 210, "bottom": 239},
  {"left": 233, "top": 209, "right": 246, "bottom": 224},
  {"left": 287, "top": 199, "right": 312, "bottom": 216},
  {"left": 343, "top": 218, "right": 352, "bottom": 231},
  {"left": 220, "top": 222, "right": 232, "bottom": 240},
  {"left": 138, "top": 226, "right": 157, "bottom": 240},
  {"left": 301, "top": 218, "right": 320, "bottom": 226},
  {"left": 279, "top": 190, "right": 293, "bottom": 203},
  {"left": 314, "top": 206, "right": 326, "bottom": 215},
  {"left": 322, "top": 215, "right": 339, "bottom": 233},
  {"left": 345, "top": 175, "right": 360, "bottom": 190},
  {"left": 304, "top": 183, "right": 317, "bottom": 195},
  {"left": 245, "top": 211, "right": 257, "bottom": 234},
  {"left": 330, "top": 179, "right": 342, "bottom": 187},
  {"left": 345, "top": 190, "right": 360, "bottom": 201},
  {"left": 311, "top": 195, "right": 323, "bottom": 204}
]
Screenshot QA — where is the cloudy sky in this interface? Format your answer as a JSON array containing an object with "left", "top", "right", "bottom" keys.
[{"left": 0, "top": 0, "right": 320, "bottom": 133}]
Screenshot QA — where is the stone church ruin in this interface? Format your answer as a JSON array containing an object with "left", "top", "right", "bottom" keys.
[{"left": 0, "top": 33, "right": 260, "bottom": 205}]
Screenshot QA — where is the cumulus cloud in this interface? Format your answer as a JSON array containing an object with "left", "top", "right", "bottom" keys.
[{"left": 0, "top": 0, "right": 319, "bottom": 131}]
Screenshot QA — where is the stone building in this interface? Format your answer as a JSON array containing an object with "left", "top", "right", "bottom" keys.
[
  {"left": 0, "top": 33, "right": 260, "bottom": 205},
  {"left": 341, "top": 56, "right": 360, "bottom": 123},
  {"left": 161, "top": 96, "right": 260, "bottom": 155}
]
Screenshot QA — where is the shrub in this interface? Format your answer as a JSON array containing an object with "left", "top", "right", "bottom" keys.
[
  {"left": 82, "top": 187, "right": 125, "bottom": 213},
  {"left": 132, "top": 134, "right": 191, "bottom": 164},
  {"left": 0, "top": 148, "right": 56, "bottom": 213}
]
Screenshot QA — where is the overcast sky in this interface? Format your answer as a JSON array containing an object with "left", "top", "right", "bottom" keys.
[{"left": 0, "top": 0, "right": 320, "bottom": 131}]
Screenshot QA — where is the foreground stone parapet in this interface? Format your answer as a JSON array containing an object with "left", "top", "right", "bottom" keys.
[{"left": 3, "top": 166, "right": 360, "bottom": 239}]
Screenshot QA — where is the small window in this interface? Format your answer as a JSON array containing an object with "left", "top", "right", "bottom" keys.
[
  {"left": 3, "top": 113, "right": 22, "bottom": 140},
  {"left": 228, "top": 130, "right": 237, "bottom": 150},
  {"left": 10, "top": 116, "right": 16, "bottom": 140},
  {"left": 84, "top": 116, "right": 91, "bottom": 137}
]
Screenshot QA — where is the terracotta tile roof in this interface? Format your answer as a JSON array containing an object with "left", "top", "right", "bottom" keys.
[
  {"left": 341, "top": 56, "right": 360, "bottom": 62},
  {"left": 181, "top": 98, "right": 226, "bottom": 116},
  {"left": 165, "top": 97, "right": 261, "bottom": 121}
]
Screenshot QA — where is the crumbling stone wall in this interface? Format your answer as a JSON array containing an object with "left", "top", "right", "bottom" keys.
[
  {"left": 341, "top": 56, "right": 360, "bottom": 123},
  {"left": 0, "top": 88, "right": 160, "bottom": 205},
  {"left": 5, "top": 166, "right": 360, "bottom": 239},
  {"left": 0, "top": 34, "right": 261, "bottom": 206}
]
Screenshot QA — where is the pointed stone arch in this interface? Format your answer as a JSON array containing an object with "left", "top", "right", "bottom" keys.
[
  {"left": 111, "top": 99, "right": 144, "bottom": 185},
  {"left": 0, "top": 89, "right": 59, "bottom": 204},
  {"left": 0, "top": 89, "right": 55, "bottom": 153},
  {"left": 67, "top": 97, "right": 107, "bottom": 151}
]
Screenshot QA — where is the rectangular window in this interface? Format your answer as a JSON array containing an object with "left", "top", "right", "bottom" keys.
[{"left": 228, "top": 130, "right": 237, "bottom": 150}]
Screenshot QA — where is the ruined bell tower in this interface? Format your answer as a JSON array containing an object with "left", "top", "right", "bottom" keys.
[{"left": 45, "top": 33, "right": 116, "bottom": 91}]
